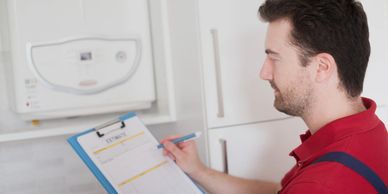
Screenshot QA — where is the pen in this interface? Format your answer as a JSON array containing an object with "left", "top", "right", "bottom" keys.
[{"left": 157, "top": 132, "right": 202, "bottom": 149}]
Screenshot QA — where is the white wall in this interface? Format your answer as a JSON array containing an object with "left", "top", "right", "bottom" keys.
[
  {"left": 361, "top": 0, "right": 388, "bottom": 124},
  {"left": 362, "top": 0, "right": 388, "bottom": 108}
]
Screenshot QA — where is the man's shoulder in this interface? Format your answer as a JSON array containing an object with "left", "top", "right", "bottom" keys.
[{"left": 283, "top": 161, "right": 379, "bottom": 194}]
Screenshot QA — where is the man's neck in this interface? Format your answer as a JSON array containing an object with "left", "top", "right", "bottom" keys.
[{"left": 302, "top": 96, "right": 366, "bottom": 134}]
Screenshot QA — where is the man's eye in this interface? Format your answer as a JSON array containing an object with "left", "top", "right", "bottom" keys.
[{"left": 270, "top": 58, "right": 279, "bottom": 63}]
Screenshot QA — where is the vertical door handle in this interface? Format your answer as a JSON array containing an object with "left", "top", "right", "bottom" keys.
[
  {"left": 219, "top": 139, "right": 229, "bottom": 174},
  {"left": 210, "top": 29, "right": 225, "bottom": 118}
]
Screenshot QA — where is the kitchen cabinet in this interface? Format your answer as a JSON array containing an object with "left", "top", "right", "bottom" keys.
[
  {"left": 196, "top": 0, "right": 300, "bottom": 181},
  {"left": 207, "top": 117, "right": 306, "bottom": 182},
  {"left": 197, "top": 0, "right": 287, "bottom": 129}
]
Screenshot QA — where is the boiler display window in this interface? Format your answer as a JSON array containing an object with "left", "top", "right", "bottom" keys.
[{"left": 80, "top": 52, "right": 92, "bottom": 61}]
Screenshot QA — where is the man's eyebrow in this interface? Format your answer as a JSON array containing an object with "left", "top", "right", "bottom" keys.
[{"left": 265, "top": 49, "right": 280, "bottom": 55}]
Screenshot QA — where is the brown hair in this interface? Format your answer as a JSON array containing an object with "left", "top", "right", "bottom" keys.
[{"left": 259, "top": 0, "right": 370, "bottom": 97}]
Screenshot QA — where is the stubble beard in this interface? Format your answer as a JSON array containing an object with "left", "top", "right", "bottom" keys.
[{"left": 271, "top": 81, "right": 311, "bottom": 117}]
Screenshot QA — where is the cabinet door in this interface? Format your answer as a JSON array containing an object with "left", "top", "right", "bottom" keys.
[
  {"left": 207, "top": 117, "right": 306, "bottom": 182},
  {"left": 197, "top": 0, "right": 287, "bottom": 129}
]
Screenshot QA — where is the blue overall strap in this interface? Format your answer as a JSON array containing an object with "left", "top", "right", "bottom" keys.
[{"left": 312, "top": 152, "right": 388, "bottom": 194}]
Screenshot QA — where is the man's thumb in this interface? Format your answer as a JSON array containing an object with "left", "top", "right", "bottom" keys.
[{"left": 164, "top": 141, "right": 183, "bottom": 160}]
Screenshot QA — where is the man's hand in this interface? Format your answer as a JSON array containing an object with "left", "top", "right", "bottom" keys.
[
  {"left": 160, "top": 135, "right": 207, "bottom": 177},
  {"left": 161, "top": 135, "right": 279, "bottom": 194}
]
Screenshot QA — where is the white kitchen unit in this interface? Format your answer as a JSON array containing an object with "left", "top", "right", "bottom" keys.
[
  {"left": 196, "top": 0, "right": 301, "bottom": 182},
  {"left": 197, "top": 0, "right": 288, "bottom": 129},
  {"left": 208, "top": 117, "right": 306, "bottom": 182}
]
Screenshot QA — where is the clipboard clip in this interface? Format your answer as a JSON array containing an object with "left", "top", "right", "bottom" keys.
[
  {"left": 94, "top": 120, "right": 125, "bottom": 137},
  {"left": 93, "top": 112, "right": 135, "bottom": 138}
]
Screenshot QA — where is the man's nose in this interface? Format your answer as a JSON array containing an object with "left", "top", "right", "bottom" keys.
[{"left": 260, "top": 59, "right": 273, "bottom": 81}]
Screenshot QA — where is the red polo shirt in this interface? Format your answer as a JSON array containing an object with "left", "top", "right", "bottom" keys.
[{"left": 279, "top": 98, "right": 388, "bottom": 194}]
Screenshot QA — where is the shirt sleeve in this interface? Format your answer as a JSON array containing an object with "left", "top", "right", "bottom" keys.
[{"left": 282, "top": 182, "right": 334, "bottom": 194}]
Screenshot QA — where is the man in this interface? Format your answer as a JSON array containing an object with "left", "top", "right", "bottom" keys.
[{"left": 162, "top": 0, "right": 388, "bottom": 193}]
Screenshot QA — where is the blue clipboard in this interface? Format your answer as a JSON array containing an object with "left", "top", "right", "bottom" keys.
[
  {"left": 67, "top": 112, "right": 136, "bottom": 194},
  {"left": 67, "top": 112, "right": 206, "bottom": 194}
]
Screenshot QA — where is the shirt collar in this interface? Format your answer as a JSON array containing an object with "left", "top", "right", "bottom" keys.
[{"left": 290, "top": 97, "right": 380, "bottom": 162}]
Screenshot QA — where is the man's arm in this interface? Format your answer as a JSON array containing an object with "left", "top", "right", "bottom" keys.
[
  {"left": 161, "top": 138, "right": 279, "bottom": 194},
  {"left": 190, "top": 165, "right": 280, "bottom": 194}
]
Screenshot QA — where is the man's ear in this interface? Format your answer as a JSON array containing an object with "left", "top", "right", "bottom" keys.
[{"left": 314, "top": 53, "right": 336, "bottom": 83}]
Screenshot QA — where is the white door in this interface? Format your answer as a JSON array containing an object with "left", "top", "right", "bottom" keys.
[
  {"left": 197, "top": 0, "right": 287, "bottom": 129},
  {"left": 207, "top": 117, "right": 306, "bottom": 182}
]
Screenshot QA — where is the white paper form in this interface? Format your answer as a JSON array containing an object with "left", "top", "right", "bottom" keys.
[{"left": 77, "top": 116, "right": 203, "bottom": 194}]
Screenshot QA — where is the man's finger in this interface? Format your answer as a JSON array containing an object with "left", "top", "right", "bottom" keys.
[
  {"left": 167, "top": 153, "right": 176, "bottom": 161},
  {"left": 163, "top": 141, "right": 183, "bottom": 160}
]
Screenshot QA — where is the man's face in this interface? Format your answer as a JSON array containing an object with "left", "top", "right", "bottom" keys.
[{"left": 260, "top": 19, "right": 314, "bottom": 116}]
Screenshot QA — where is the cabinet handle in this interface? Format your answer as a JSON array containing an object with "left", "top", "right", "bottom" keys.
[
  {"left": 219, "top": 139, "right": 229, "bottom": 174},
  {"left": 210, "top": 29, "right": 225, "bottom": 118}
]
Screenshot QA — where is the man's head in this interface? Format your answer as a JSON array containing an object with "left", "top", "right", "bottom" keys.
[{"left": 258, "top": 0, "right": 370, "bottom": 116}]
